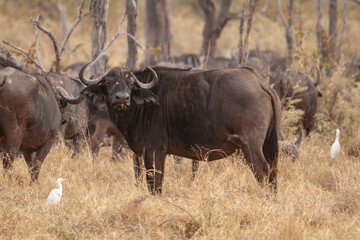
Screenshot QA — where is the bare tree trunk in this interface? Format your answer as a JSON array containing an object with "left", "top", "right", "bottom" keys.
[
  {"left": 316, "top": 0, "right": 327, "bottom": 72},
  {"left": 286, "top": 0, "right": 294, "bottom": 62},
  {"left": 91, "top": 0, "right": 109, "bottom": 77},
  {"left": 276, "top": 0, "right": 294, "bottom": 63},
  {"left": 145, "top": 0, "right": 171, "bottom": 65},
  {"left": 327, "top": 0, "right": 338, "bottom": 76},
  {"left": 238, "top": 3, "right": 245, "bottom": 66},
  {"left": 238, "top": 0, "right": 257, "bottom": 66},
  {"left": 56, "top": 4, "right": 73, "bottom": 52},
  {"left": 339, "top": 0, "right": 348, "bottom": 59},
  {"left": 126, "top": 0, "right": 138, "bottom": 69},
  {"left": 199, "top": 0, "right": 240, "bottom": 58}
]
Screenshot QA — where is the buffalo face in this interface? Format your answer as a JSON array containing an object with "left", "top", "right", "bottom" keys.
[{"left": 78, "top": 65, "right": 159, "bottom": 112}]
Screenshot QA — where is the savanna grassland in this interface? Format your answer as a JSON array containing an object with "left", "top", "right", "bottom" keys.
[{"left": 1, "top": 0, "right": 360, "bottom": 239}]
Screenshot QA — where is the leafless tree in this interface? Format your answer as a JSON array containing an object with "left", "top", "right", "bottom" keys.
[
  {"left": 261, "top": 0, "right": 269, "bottom": 13},
  {"left": 316, "top": 0, "right": 328, "bottom": 73},
  {"left": 126, "top": 0, "right": 138, "bottom": 69},
  {"left": 199, "top": 0, "right": 241, "bottom": 58},
  {"left": 238, "top": 0, "right": 257, "bottom": 66},
  {"left": 276, "top": 0, "right": 294, "bottom": 63},
  {"left": 91, "top": 0, "right": 109, "bottom": 77},
  {"left": 56, "top": 4, "right": 73, "bottom": 52},
  {"left": 4, "top": 0, "right": 90, "bottom": 73},
  {"left": 144, "top": 0, "right": 171, "bottom": 65},
  {"left": 339, "top": 0, "right": 348, "bottom": 58},
  {"left": 327, "top": 0, "right": 338, "bottom": 76}
]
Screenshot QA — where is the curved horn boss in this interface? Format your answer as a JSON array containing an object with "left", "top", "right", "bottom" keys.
[
  {"left": 131, "top": 66, "right": 159, "bottom": 89},
  {"left": 79, "top": 62, "right": 103, "bottom": 86},
  {"left": 56, "top": 86, "right": 85, "bottom": 104}
]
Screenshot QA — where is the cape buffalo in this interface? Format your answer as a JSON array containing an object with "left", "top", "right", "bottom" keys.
[
  {"left": 271, "top": 70, "right": 321, "bottom": 136},
  {"left": 0, "top": 67, "right": 62, "bottom": 182},
  {"left": 39, "top": 73, "right": 87, "bottom": 157},
  {"left": 65, "top": 63, "right": 281, "bottom": 194}
]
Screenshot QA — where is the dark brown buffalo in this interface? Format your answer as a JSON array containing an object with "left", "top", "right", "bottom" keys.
[
  {"left": 248, "top": 49, "right": 289, "bottom": 78},
  {"left": 0, "top": 67, "right": 62, "bottom": 182},
  {"left": 271, "top": 70, "right": 321, "bottom": 136},
  {"left": 65, "top": 63, "right": 281, "bottom": 194}
]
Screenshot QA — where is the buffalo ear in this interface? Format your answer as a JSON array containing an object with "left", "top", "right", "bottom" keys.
[
  {"left": 81, "top": 85, "right": 105, "bottom": 106},
  {"left": 132, "top": 89, "right": 159, "bottom": 105}
]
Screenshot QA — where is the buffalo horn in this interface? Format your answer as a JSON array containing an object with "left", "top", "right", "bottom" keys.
[
  {"left": 56, "top": 86, "right": 84, "bottom": 104},
  {"left": 79, "top": 62, "right": 102, "bottom": 86},
  {"left": 131, "top": 66, "right": 159, "bottom": 89},
  {"left": 0, "top": 76, "right": 6, "bottom": 87}
]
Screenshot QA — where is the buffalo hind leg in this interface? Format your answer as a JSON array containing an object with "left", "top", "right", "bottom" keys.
[
  {"left": 28, "top": 132, "right": 57, "bottom": 183},
  {"left": 228, "top": 134, "right": 271, "bottom": 188},
  {"left": 144, "top": 149, "right": 166, "bottom": 195},
  {"left": 2, "top": 127, "right": 24, "bottom": 180}
]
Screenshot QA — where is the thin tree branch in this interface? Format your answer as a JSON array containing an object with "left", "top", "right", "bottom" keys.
[
  {"left": 31, "top": 17, "right": 61, "bottom": 72},
  {"left": 59, "top": 0, "right": 91, "bottom": 56},
  {"left": 2, "top": 40, "right": 45, "bottom": 72},
  {"left": 276, "top": 0, "right": 289, "bottom": 29},
  {"left": 88, "top": 10, "right": 145, "bottom": 70},
  {"left": 33, "top": 15, "right": 45, "bottom": 72}
]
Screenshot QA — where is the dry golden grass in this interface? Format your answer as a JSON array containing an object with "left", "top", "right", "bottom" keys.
[
  {"left": 1, "top": 0, "right": 360, "bottom": 239},
  {"left": 1, "top": 136, "right": 360, "bottom": 239}
]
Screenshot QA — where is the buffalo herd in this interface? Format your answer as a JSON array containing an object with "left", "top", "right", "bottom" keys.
[{"left": 1, "top": 47, "right": 344, "bottom": 194}]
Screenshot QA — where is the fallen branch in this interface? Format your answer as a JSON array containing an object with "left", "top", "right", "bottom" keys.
[
  {"left": 3, "top": 40, "right": 45, "bottom": 72},
  {"left": 0, "top": 46, "right": 28, "bottom": 72}
]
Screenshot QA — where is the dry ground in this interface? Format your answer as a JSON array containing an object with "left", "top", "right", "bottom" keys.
[{"left": 1, "top": 0, "right": 360, "bottom": 239}]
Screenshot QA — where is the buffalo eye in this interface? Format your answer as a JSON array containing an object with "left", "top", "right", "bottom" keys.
[{"left": 59, "top": 98, "right": 68, "bottom": 108}]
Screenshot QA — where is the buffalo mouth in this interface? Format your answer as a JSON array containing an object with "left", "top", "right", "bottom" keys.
[{"left": 113, "top": 103, "right": 129, "bottom": 111}]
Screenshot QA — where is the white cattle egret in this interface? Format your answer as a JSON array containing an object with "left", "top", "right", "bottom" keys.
[
  {"left": 45, "top": 178, "right": 64, "bottom": 206},
  {"left": 331, "top": 129, "right": 340, "bottom": 159}
]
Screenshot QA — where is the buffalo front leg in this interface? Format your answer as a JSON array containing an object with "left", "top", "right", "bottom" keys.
[
  {"left": 144, "top": 149, "right": 166, "bottom": 195},
  {"left": 111, "top": 135, "right": 126, "bottom": 161},
  {"left": 133, "top": 154, "right": 143, "bottom": 185}
]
